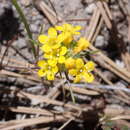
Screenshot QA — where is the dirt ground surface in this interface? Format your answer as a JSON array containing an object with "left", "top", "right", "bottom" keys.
[{"left": 0, "top": 0, "right": 130, "bottom": 129}]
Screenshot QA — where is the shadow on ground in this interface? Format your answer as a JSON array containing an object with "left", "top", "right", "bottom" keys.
[{"left": 0, "top": 7, "right": 21, "bottom": 43}]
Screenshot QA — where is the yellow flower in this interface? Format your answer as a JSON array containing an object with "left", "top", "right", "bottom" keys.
[
  {"left": 38, "top": 27, "right": 65, "bottom": 53},
  {"left": 68, "top": 58, "right": 95, "bottom": 83},
  {"left": 68, "top": 58, "right": 84, "bottom": 76},
  {"left": 85, "top": 61, "right": 95, "bottom": 72},
  {"left": 44, "top": 46, "right": 67, "bottom": 65},
  {"left": 37, "top": 60, "right": 47, "bottom": 77},
  {"left": 55, "top": 23, "right": 81, "bottom": 44},
  {"left": 38, "top": 35, "right": 49, "bottom": 44},
  {"left": 55, "top": 23, "right": 81, "bottom": 35},
  {"left": 74, "top": 72, "right": 94, "bottom": 83},
  {"left": 82, "top": 72, "right": 94, "bottom": 83},
  {"left": 63, "top": 34, "right": 73, "bottom": 44},
  {"left": 48, "top": 27, "right": 57, "bottom": 38},
  {"left": 37, "top": 60, "right": 58, "bottom": 80},
  {"left": 40, "top": 40, "right": 60, "bottom": 53},
  {"left": 65, "top": 58, "right": 75, "bottom": 69},
  {"left": 48, "top": 59, "right": 57, "bottom": 67},
  {"left": 38, "top": 27, "right": 57, "bottom": 44},
  {"left": 74, "top": 37, "right": 90, "bottom": 53},
  {"left": 76, "top": 58, "right": 84, "bottom": 69},
  {"left": 37, "top": 23, "right": 95, "bottom": 83}
]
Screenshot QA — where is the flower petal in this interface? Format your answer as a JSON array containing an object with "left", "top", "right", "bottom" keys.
[
  {"left": 37, "top": 69, "right": 46, "bottom": 77},
  {"left": 78, "top": 37, "right": 90, "bottom": 49},
  {"left": 41, "top": 45, "right": 52, "bottom": 53},
  {"left": 55, "top": 26, "right": 63, "bottom": 31},
  {"left": 48, "top": 59, "right": 57, "bottom": 67},
  {"left": 83, "top": 72, "right": 94, "bottom": 83},
  {"left": 74, "top": 32, "right": 80, "bottom": 35},
  {"left": 85, "top": 61, "right": 95, "bottom": 72},
  {"left": 63, "top": 33, "right": 73, "bottom": 44},
  {"left": 47, "top": 71, "right": 55, "bottom": 80},
  {"left": 38, "top": 35, "right": 48, "bottom": 44},
  {"left": 74, "top": 25, "right": 81, "bottom": 31},
  {"left": 48, "top": 27, "right": 57, "bottom": 37},
  {"left": 44, "top": 53, "right": 52, "bottom": 59},
  {"left": 60, "top": 46, "right": 67, "bottom": 55},
  {"left": 74, "top": 75, "right": 81, "bottom": 83},
  {"left": 73, "top": 46, "right": 82, "bottom": 53},
  {"left": 63, "top": 24, "right": 72, "bottom": 31},
  {"left": 76, "top": 58, "right": 84, "bottom": 69},
  {"left": 57, "top": 34, "right": 65, "bottom": 43},
  {"left": 37, "top": 60, "right": 47, "bottom": 67},
  {"left": 69, "top": 69, "right": 77, "bottom": 76},
  {"left": 52, "top": 43, "right": 61, "bottom": 49},
  {"left": 58, "top": 56, "right": 65, "bottom": 63},
  {"left": 52, "top": 66, "right": 58, "bottom": 73},
  {"left": 65, "top": 58, "right": 75, "bottom": 69}
]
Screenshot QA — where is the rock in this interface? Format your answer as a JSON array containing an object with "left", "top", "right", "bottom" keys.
[
  {"left": 67, "top": 0, "right": 82, "bottom": 11},
  {"left": 102, "top": 71, "right": 116, "bottom": 81},
  {"left": 13, "top": 38, "right": 26, "bottom": 48},
  {"left": 95, "top": 35, "right": 105, "bottom": 48},
  {"left": 115, "top": 59, "right": 125, "bottom": 68},
  {"left": 30, "top": 24, "right": 39, "bottom": 33},
  {"left": 53, "top": 106, "right": 64, "bottom": 112},
  {"left": 85, "top": 3, "right": 96, "bottom": 14},
  {"left": 20, "top": 0, "right": 31, "bottom": 6},
  {"left": 16, "top": 114, "right": 23, "bottom": 120},
  {"left": 31, "top": 98, "right": 41, "bottom": 105}
]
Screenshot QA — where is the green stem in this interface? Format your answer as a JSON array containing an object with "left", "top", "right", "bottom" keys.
[{"left": 12, "top": 0, "right": 36, "bottom": 58}]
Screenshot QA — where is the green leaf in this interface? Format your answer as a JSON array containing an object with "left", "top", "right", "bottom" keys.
[
  {"left": 29, "top": 39, "right": 40, "bottom": 45},
  {"left": 84, "top": 50, "right": 99, "bottom": 55},
  {"left": 12, "top": 0, "right": 36, "bottom": 58}
]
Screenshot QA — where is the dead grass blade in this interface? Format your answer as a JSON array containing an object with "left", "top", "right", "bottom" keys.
[
  {"left": 0, "top": 106, "right": 54, "bottom": 116},
  {"left": 0, "top": 116, "right": 66, "bottom": 130},
  {"left": 18, "top": 91, "right": 83, "bottom": 111},
  {"left": 85, "top": 7, "right": 100, "bottom": 40},
  {"left": 91, "top": 17, "right": 103, "bottom": 43},
  {"left": 122, "top": 52, "right": 130, "bottom": 72},
  {"left": 96, "top": 1, "right": 112, "bottom": 29},
  {"left": 34, "top": 0, "right": 62, "bottom": 25},
  {"left": 90, "top": 45, "right": 130, "bottom": 83},
  {"left": 115, "top": 119, "right": 130, "bottom": 128},
  {"left": 111, "top": 115, "right": 130, "bottom": 120},
  {"left": 46, "top": 79, "right": 66, "bottom": 98},
  {"left": 0, "top": 89, "right": 83, "bottom": 111},
  {"left": 103, "top": 1, "right": 112, "bottom": 20},
  {"left": 64, "top": 85, "right": 99, "bottom": 95},
  {"left": 0, "top": 70, "right": 40, "bottom": 82},
  {"left": 104, "top": 106, "right": 130, "bottom": 117},
  {"left": 0, "top": 55, "right": 34, "bottom": 68},
  {"left": 58, "top": 118, "right": 74, "bottom": 130},
  {"left": 0, "top": 105, "right": 75, "bottom": 118}
]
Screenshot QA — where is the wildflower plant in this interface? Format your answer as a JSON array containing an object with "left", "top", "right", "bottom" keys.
[{"left": 37, "top": 23, "right": 95, "bottom": 83}]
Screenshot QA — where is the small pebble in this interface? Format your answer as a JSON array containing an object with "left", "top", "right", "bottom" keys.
[
  {"left": 20, "top": 0, "right": 31, "bottom": 6},
  {"left": 85, "top": 3, "right": 96, "bottom": 14},
  {"left": 95, "top": 35, "right": 105, "bottom": 48},
  {"left": 115, "top": 59, "right": 124, "bottom": 68},
  {"left": 30, "top": 24, "right": 39, "bottom": 33}
]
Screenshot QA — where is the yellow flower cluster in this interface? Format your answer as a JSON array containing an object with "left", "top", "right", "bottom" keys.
[{"left": 37, "top": 23, "right": 95, "bottom": 83}]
